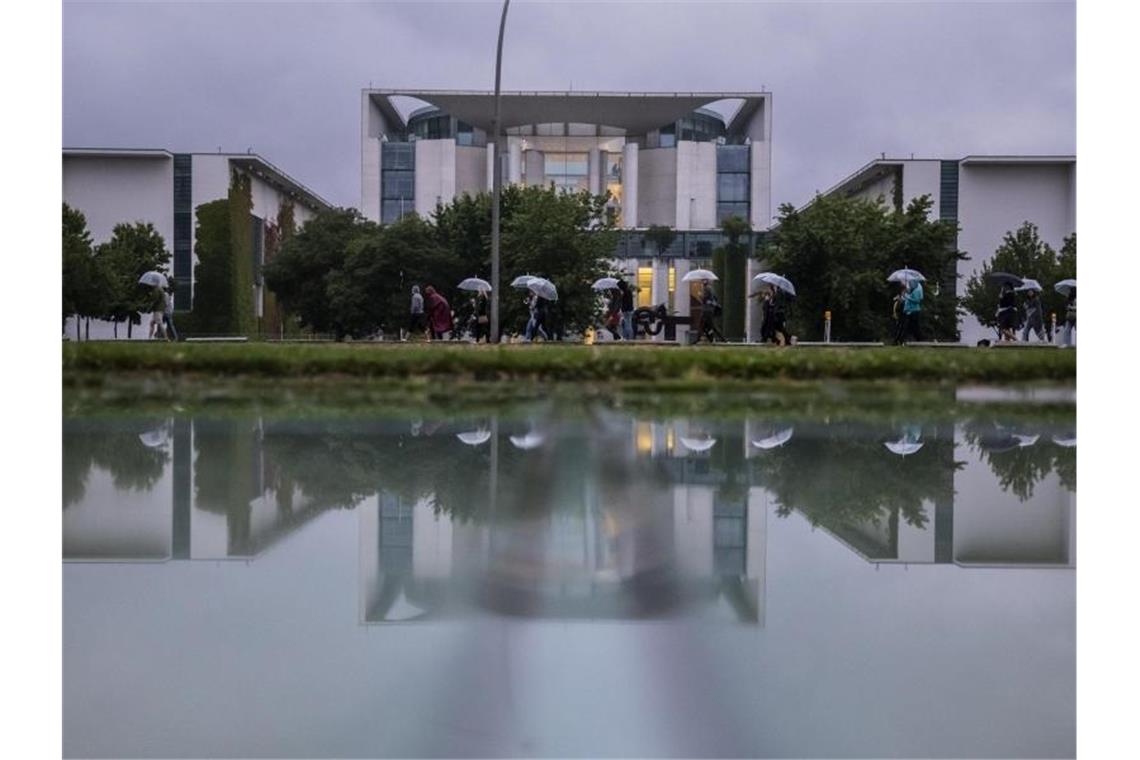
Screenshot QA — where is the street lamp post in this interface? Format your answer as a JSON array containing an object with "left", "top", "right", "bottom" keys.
[{"left": 490, "top": 0, "right": 511, "bottom": 343}]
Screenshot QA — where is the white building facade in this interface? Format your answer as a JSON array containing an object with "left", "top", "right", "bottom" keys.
[
  {"left": 361, "top": 90, "right": 773, "bottom": 341},
  {"left": 820, "top": 155, "right": 1076, "bottom": 344},
  {"left": 63, "top": 148, "right": 330, "bottom": 339}
]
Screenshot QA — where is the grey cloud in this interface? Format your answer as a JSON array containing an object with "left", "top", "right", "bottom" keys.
[{"left": 64, "top": 1, "right": 1074, "bottom": 218}]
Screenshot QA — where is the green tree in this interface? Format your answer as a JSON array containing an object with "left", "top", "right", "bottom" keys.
[
  {"left": 62, "top": 204, "right": 108, "bottom": 339},
  {"left": 643, "top": 224, "right": 676, "bottom": 257},
  {"left": 961, "top": 223, "right": 1075, "bottom": 333},
  {"left": 228, "top": 171, "right": 256, "bottom": 336},
  {"left": 327, "top": 214, "right": 453, "bottom": 338},
  {"left": 263, "top": 207, "right": 376, "bottom": 336},
  {"left": 190, "top": 199, "right": 232, "bottom": 333},
  {"left": 718, "top": 215, "right": 752, "bottom": 340},
  {"left": 764, "top": 194, "right": 964, "bottom": 341},
  {"left": 94, "top": 221, "right": 170, "bottom": 338}
]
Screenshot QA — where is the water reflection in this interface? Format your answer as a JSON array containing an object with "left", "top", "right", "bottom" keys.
[
  {"left": 62, "top": 401, "right": 1076, "bottom": 758},
  {"left": 63, "top": 405, "right": 1076, "bottom": 579}
]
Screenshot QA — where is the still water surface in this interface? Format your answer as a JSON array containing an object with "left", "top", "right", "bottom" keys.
[{"left": 63, "top": 396, "right": 1075, "bottom": 758}]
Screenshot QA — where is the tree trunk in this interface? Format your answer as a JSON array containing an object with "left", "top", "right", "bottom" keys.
[
  {"left": 75, "top": 317, "right": 80, "bottom": 341},
  {"left": 127, "top": 319, "right": 133, "bottom": 339},
  {"left": 113, "top": 320, "right": 118, "bottom": 339}
]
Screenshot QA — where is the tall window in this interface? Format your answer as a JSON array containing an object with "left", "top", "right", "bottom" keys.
[
  {"left": 637, "top": 266, "right": 653, "bottom": 308},
  {"left": 545, "top": 152, "right": 589, "bottom": 193},
  {"left": 381, "top": 143, "right": 415, "bottom": 223},
  {"left": 716, "top": 145, "right": 750, "bottom": 224}
]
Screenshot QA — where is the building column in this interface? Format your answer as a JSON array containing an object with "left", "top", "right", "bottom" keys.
[
  {"left": 674, "top": 259, "right": 691, "bottom": 344},
  {"left": 622, "top": 142, "right": 639, "bottom": 228},
  {"left": 508, "top": 140, "right": 523, "bottom": 185},
  {"left": 486, "top": 143, "right": 495, "bottom": 192},
  {"left": 588, "top": 148, "right": 602, "bottom": 196},
  {"left": 524, "top": 150, "right": 545, "bottom": 187},
  {"left": 651, "top": 257, "right": 669, "bottom": 342},
  {"left": 746, "top": 256, "right": 763, "bottom": 342}
]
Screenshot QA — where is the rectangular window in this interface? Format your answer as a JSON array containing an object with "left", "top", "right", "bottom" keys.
[
  {"left": 717, "top": 202, "right": 751, "bottom": 224},
  {"left": 637, "top": 266, "right": 653, "bottom": 308},
  {"left": 172, "top": 154, "right": 193, "bottom": 311},
  {"left": 382, "top": 171, "right": 415, "bottom": 198},
  {"left": 717, "top": 174, "right": 749, "bottom": 202},
  {"left": 568, "top": 122, "right": 596, "bottom": 136},
  {"left": 382, "top": 142, "right": 414, "bottom": 170}
]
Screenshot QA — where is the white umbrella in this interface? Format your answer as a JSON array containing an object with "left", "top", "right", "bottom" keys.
[
  {"left": 1015, "top": 279, "right": 1043, "bottom": 292},
  {"left": 456, "top": 430, "right": 491, "bottom": 446},
  {"left": 138, "top": 427, "right": 170, "bottom": 448},
  {"left": 681, "top": 268, "right": 718, "bottom": 283},
  {"left": 383, "top": 588, "right": 427, "bottom": 622},
  {"left": 458, "top": 277, "right": 492, "bottom": 292},
  {"left": 510, "top": 275, "right": 536, "bottom": 288},
  {"left": 752, "top": 272, "right": 797, "bottom": 296},
  {"left": 527, "top": 277, "right": 559, "bottom": 302},
  {"left": 1052, "top": 434, "right": 1077, "bottom": 448},
  {"left": 751, "top": 427, "right": 794, "bottom": 450},
  {"left": 592, "top": 277, "right": 620, "bottom": 291},
  {"left": 1054, "top": 279, "right": 1077, "bottom": 296},
  {"left": 138, "top": 271, "right": 168, "bottom": 289},
  {"left": 884, "top": 441, "right": 925, "bottom": 456},
  {"left": 679, "top": 435, "right": 717, "bottom": 452},
  {"left": 1012, "top": 433, "right": 1040, "bottom": 448},
  {"left": 887, "top": 268, "right": 926, "bottom": 284},
  {"left": 510, "top": 431, "right": 546, "bottom": 450}
]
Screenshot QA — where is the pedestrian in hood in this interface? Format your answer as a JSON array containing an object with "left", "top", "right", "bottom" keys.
[{"left": 424, "top": 286, "right": 452, "bottom": 340}]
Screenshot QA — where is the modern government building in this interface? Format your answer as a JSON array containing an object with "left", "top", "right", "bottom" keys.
[
  {"left": 361, "top": 89, "right": 773, "bottom": 339},
  {"left": 61, "top": 89, "right": 1075, "bottom": 343}
]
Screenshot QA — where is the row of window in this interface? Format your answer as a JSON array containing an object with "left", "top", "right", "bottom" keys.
[{"left": 381, "top": 143, "right": 416, "bottom": 224}]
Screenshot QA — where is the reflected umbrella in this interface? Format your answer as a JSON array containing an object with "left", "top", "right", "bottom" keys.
[
  {"left": 1012, "top": 433, "right": 1040, "bottom": 447},
  {"left": 1052, "top": 434, "right": 1077, "bottom": 448},
  {"left": 884, "top": 440, "right": 925, "bottom": 456},
  {"left": 138, "top": 424, "right": 170, "bottom": 449},
  {"left": 751, "top": 427, "right": 794, "bottom": 450},
  {"left": 456, "top": 430, "right": 492, "bottom": 446},
  {"left": 509, "top": 431, "right": 546, "bottom": 450},
  {"left": 679, "top": 435, "right": 717, "bottom": 452}
]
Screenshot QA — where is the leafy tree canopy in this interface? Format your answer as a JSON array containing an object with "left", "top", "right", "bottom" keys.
[
  {"left": 763, "top": 193, "right": 964, "bottom": 341},
  {"left": 961, "top": 224, "right": 1076, "bottom": 331},
  {"left": 94, "top": 221, "right": 170, "bottom": 328}
]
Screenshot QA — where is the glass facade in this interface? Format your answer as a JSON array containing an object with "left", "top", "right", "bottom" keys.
[
  {"left": 716, "top": 144, "right": 751, "bottom": 224},
  {"left": 637, "top": 266, "right": 654, "bottom": 308},
  {"left": 172, "top": 154, "right": 192, "bottom": 311},
  {"left": 544, "top": 152, "right": 589, "bottom": 193},
  {"left": 381, "top": 143, "right": 415, "bottom": 224}
]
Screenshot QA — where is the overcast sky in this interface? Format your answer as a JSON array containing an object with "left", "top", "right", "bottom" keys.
[{"left": 63, "top": 0, "right": 1075, "bottom": 222}]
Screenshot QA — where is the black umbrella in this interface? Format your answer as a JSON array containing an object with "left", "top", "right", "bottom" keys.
[{"left": 986, "top": 272, "right": 1023, "bottom": 287}]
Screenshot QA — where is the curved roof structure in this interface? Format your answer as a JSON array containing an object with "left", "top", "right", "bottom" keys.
[{"left": 366, "top": 89, "right": 768, "bottom": 136}]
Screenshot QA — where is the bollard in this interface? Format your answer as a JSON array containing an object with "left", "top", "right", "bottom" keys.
[
  {"left": 823, "top": 310, "right": 832, "bottom": 343},
  {"left": 1050, "top": 312, "right": 1057, "bottom": 343}
]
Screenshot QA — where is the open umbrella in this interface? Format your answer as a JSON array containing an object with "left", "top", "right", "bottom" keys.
[
  {"left": 987, "top": 272, "right": 1023, "bottom": 287},
  {"left": 138, "top": 271, "right": 168, "bottom": 289},
  {"left": 752, "top": 272, "right": 797, "bottom": 296},
  {"left": 458, "top": 277, "right": 492, "bottom": 293},
  {"left": 884, "top": 440, "right": 925, "bottom": 456},
  {"left": 1052, "top": 433, "right": 1077, "bottom": 448},
  {"left": 510, "top": 275, "right": 536, "bottom": 288},
  {"left": 509, "top": 431, "right": 546, "bottom": 450},
  {"left": 1012, "top": 433, "right": 1040, "bottom": 448},
  {"left": 679, "top": 435, "right": 717, "bottom": 452},
  {"left": 887, "top": 268, "right": 926, "bottom": 284},
  {"left": 1015, "top": 278, "right": 1043, "bottom": 292},
  {"left": 527, "top": 277, "right": 558, "bottom": 302},
  {"left": 138, "top": 425, "right": 170, "bottom": 449},
  {"left": 1054, "top": 279, "right": 1077, "bottom": 296},
  {"left": 456, "top": 430, "right": 491, "bottom": 446},
  {"left": 592, "top": 277, "right": 620, "bottom": 291},
  {"left": 681, "top": 268, "right": 718, "bottom": 283},
  {"left": 751, "top": 427, "right": 794, "bottom": 450}
]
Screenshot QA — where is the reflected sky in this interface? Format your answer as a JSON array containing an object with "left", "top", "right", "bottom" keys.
[{"left": 63, "top": 400, "right": 1075, "bottom": 758}]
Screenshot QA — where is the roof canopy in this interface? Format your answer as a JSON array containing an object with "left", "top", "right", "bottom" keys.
[{"left": 368, "top": 90, "right": 766, "bottom": 136}]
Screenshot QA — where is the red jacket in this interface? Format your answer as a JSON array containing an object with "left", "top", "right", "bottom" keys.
[{"left": 426, "top": 291, "right": 452, "bottom": 333}]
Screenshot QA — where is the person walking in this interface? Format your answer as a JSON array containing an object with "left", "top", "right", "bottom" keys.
[
  {"left": 604, "top": 288, "right": 623, "bottom": 340},
  {"left": 472, "top": 290, "right": 490, "bottom": 343},
  {"left": 161, "top": 286, "right": 178, "bottom": 342},
  {"left": 899, "top": 279, "right": 924, "bottom": 344},
  {"left": 766, "top": 290, "right": 788, "bottom": 346},
  {"left": 147, "top": 287, "right": 165, "bottom": 340},
  {"left": 618, "top": 278, "right": 635, "bottom": 340},
  {"left": 996, "top": 282, "right": 1018, "bottom": 342},
  {"left": 891, "top": 283, "right": 906, "bottom": 345},
  {"left": 1062, "top": 287, "right": 1076, "bottom": 346},
  {"left": 424, "top": 286, "right": 452, "bottom": 341},
  {"left": 1020, "top": 287, "right": 1048, "bottom": 342},
  {"left": 407, "top": 285, "right": 425, "bottom": 341},
  {"left": 696, "top": 279, "right": 725, "bottom": 344}
]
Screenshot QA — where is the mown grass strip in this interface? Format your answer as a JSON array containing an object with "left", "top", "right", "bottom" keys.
[{"left": 63, "top": 342, "right": 1076, "bottom": 384}]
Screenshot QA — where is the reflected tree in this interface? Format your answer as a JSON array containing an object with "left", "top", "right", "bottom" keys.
[
  {"left": 63, "top": 419, "right": 172, "bottom": 508},
  {"left": 964, "top": 420, "right": 1076, "bottom": 500}
]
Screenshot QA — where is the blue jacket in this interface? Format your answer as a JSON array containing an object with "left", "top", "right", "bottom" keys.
[{"left": 903, "top": 283, "right": 924, "bottom": 314}]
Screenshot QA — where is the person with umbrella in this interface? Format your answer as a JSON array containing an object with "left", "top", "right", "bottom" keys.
[
  {"left": 1061, "top": 283, "right": 1076, "bottom": 346},
  {"left": 423, "top": 286, "right": 452, "bottom": 341},
  {"left": 696, "top": 279, "right": 725, "bottom": 344},
  {"left": 617, "top": 278, "right": 634, "bottom": 340},
  {"left": 896, "top": 279, "right": 923, "bottom": 344},
  {"left": 524, "top": 291, "right": 549, "bottom": 342},
  {"left": 161, "top": 285, "right": 178, "bottom": 341},
  {"left": 1019, "top": 281, "right": 1048, "bottom": 342},
  {"left": 472, "top": 289, "right": 490, "bottom": 343},
  {"left": 996, "top": 282, "right": 1018, "bottom": 341}
]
